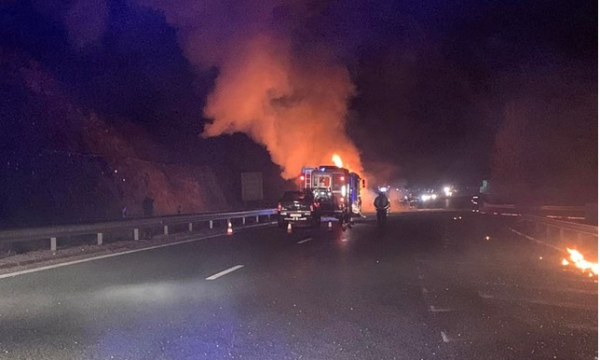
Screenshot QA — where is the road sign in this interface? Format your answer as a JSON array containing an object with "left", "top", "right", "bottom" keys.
[{"left": 241, "top": 172, "right": 263, "bottom": 202}]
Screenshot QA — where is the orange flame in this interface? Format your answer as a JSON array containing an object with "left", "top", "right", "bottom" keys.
[
  {"left": 565, "top": 248, "right": 598, "bottom": 276},
  {"left": 332, "top": 154, "right": 343, "bottom": 168}
]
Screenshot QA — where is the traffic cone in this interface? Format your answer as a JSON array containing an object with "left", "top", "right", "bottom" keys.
[
  {"left": 328, "top": 221, "right": 332, "bottom": 231},
  {"left": 227, "top": 221, "right": 233, "bottom": 235},
  {"left": 287, "top": 222, "right": 292, "bottom": 234}
]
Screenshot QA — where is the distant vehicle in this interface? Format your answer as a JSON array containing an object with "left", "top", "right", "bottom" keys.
[
  {"left": 277, "top": 190, "right": 321, "bottom": 228},
  {"left": 404, "top": 194, "right": 418, "bottom": 208}
]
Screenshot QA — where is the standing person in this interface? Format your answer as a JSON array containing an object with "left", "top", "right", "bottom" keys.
[
  {"left": 374, "top": 190, "right": 391, "bottom": 226},
  {"left": 142, "top": 196, "right": 154, "bottom": 218}
]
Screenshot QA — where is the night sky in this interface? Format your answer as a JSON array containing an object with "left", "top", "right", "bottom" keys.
[{"left": 0, "top": 0, "right": 596, "bottom": 224}]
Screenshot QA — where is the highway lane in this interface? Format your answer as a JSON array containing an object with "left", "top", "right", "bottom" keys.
[{"left": 0, "top": 212, "right": 596, "bottom": 360}]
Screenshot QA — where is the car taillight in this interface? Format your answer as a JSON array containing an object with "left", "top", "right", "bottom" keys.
[{"left": 277, "top": 202, "right": 282, "bottom": 211}]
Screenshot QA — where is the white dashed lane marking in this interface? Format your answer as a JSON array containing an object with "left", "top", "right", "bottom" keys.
[
  {"left": 440, "top": 331, "right": 470, "bottom": 343},
  {"left": 205, "top": 265, "right": 245, "bottom": 280}
]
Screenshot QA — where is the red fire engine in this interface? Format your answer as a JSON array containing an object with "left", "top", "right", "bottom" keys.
[{"left": 300, "top": 165, "right": 364, "bottom": 223}]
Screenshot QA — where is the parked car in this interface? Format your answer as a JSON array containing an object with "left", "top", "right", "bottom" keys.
[{"left": 277, "top": 190, "right": 321, "bottom": 228}]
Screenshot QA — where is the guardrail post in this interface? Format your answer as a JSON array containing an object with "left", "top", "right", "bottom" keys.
[
  {"left": 188, "top": 223, "right": 193, "bottom": 232},
  {"left": 97, "top": 233, "right": 103, "bottom": 246},
  {"left": 256, "top": 215, "right": 259, "bottom": 223},
  {"left": 209, "top": 220, "right": 213, "bottom": 229},
  {"left": 242, "top": 217, "right": 246, "bottom": 225},
  {"left": 134, "top": 228, "right": 139, "bottom": 241},
  {"left": 164, "top": 225, "right": 169, "bottom": 236},
  {"left": 50, "top": 237, "right": 57, "bottom": 251}
]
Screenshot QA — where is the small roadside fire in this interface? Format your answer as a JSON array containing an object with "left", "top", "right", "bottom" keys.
[{"left": 561, "top": 248, "right": 598, "bottom": 276}]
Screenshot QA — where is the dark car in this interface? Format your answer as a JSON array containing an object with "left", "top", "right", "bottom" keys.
[{"left": 277, "top": 190, "right": 321, "bottom": 228}]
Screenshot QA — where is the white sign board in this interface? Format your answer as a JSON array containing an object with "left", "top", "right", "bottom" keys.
[{"left": 241, "top": 172, "right": 264, "bottom": 202}]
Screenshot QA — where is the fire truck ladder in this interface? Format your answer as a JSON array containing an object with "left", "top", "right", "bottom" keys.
[{"left": 304, "top": 169, "right": 313, "bottom": 189}]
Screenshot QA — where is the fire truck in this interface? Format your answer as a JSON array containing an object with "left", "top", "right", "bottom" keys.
[{"left": 300, "top": 165, "right": 364, "bottom": 223}]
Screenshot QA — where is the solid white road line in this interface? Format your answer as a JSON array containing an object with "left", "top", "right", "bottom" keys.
[
  {"left": 528, "top": 299, "right": 597, "bottom": 311},
  {"left": 566, "top": 278, "right": 598, "bottom": 284},
  {"left": 297, "top": 238, "right": 313, "bottom": 244},
  {"left": 0, "top": 232, "right": 233, "bottom": 280},
  {"left": 205, "top": 265, "right": 245, "bottom": 281},
  {"left": 479, "top": 293, "right": 596, "bottom": 310},
  {"left": 565, "top": 324, "right": 599, "bottom": 332},
  {"left": 508, "top": 228, "right": 563, "bottom": 252}
]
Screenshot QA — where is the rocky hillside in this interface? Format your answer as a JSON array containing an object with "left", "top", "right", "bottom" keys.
[{"left": 0, "top": 49, "right": 228, "bottom": 227}]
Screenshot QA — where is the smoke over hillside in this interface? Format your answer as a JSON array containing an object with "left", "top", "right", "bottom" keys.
[{"left": 138, "top": 0, "right": 363, "bottom": 178}]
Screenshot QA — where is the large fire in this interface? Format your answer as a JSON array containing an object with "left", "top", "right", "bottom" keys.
[
  {"left": 332, "top": 154, "right": 343, "bottom": 168},
  {"left": 562, "top": 248, "right": 598, "bottom": 276}
]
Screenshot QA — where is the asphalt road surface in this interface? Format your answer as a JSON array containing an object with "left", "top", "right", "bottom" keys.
[{"left": 0, "top": 212, "right": 597, "bottom": 360}]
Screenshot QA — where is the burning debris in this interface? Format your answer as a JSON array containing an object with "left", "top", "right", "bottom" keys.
[{"left": 562, "top": 248, "right": 599, "bottom": 277}]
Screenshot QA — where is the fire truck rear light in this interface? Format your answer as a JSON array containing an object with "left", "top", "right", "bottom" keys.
[
  {"left": 340, "top": 176, "right": 345, "bottom": 181},
  {"left": 300, "top": 175, "right": 305, "bottom": 181},
  {"left": 277, "top": 202, "right": 282, "bottom": 211}
]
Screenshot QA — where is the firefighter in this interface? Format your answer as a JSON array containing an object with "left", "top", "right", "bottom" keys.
[{"left": 374, "top": 189, "right": 391, "bottom": 226}]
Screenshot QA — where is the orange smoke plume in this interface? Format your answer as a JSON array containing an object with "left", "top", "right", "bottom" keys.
[
  {"left": 202, "top": 34, "right": 362, "bottom": 178},
  {"left": 137, "top": 0, "right": 363, "bottom": 179}
]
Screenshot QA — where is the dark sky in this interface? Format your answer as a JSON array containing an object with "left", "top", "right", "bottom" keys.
[{"left": 1, "top": 0, "right": 597, "bottom": 188}]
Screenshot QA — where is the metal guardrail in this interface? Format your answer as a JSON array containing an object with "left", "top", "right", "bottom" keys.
[
  {"left": 0, "top": 209, "right": 278, "bottom": 251},
  {"left": 480, "top": 202, "right": 589, "bottom": 220},
  {"left": 520, "top": 215, "right": 598, "bottom": 243}
]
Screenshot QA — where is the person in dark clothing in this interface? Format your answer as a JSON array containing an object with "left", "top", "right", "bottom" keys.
[
  {"left": 142, "top": 196, "right": 154, "bottom": 218},
  {"left": 374, "top": 191, "right": 391, "bottom": 225}
]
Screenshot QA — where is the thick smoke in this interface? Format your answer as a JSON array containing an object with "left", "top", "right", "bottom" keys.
[{"left": 137, "top": 0, "right": 363, "bottom": 178}]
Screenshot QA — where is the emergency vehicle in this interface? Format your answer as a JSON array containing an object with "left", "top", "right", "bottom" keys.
[{"left": 300, "top": 165, "right": 364, "bottom": 223}]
